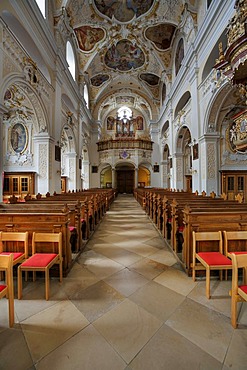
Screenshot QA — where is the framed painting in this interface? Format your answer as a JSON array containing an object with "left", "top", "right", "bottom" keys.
[
  {"left": 55, "top": 145, "right": 61, "bottom": 162},
  {"left": 193, "top": 144, "right": 199, "bottom": 160},
  {"left": 153, "top": 165, "right": 159, "bottom": 173},
  {"left": 10, "top": 123, "right": 27, "bottom": 154},
  {"left": 92, "top": 166, "right": 98, "bottom": 173}
]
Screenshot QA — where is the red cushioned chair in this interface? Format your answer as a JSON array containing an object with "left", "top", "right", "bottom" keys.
[
  {"left": 223, "top": 230, "right": 247, "bottom": 257},
  {"left": 18, "top": 232, "right": 63, "bottom": 300},
  {"left": 192, "top": 231, "right": 232, "bottom": 299},
  {"left": 230, "top": 253, "right": 247, "bottom": 328},
  {"left": 0, "top": 231, "right": 29, "bottom": 266},
  {"left": 0, "top": 254, "right": 14, "bottom": 327}
]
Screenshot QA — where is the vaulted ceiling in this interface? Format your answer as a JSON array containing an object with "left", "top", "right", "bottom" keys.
[{"left": 62, "top": 0, "right": 197, "bottom": 122}]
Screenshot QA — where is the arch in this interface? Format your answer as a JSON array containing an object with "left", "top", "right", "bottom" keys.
[
  {"left": 99, "top": 164, "right": 112, "bottom": 188},
  {"left": 138, "top": 164, "right": 151, "bottom": 187},
  {"left": 115, "top": 162, "right": 135, "bottom": 194},
  {"left": 162, "top": 144, "right": 171, "bottom": 188},
  {"left": 161, "top": 120, "right": 169, "bottom": 138},
  {"left": 174, "top": 91, "right": 191, "bottom": 118},
  {"left": 201, "top": 30, "right": 227, "bottom": 83},
  {"left": 175, "top": 38, "right": 184, "bottom": 76},
  {"left": 1, "top": 11, "right": 51, "bottom": 83},
  {"left": 175, "top": 126, "right": 192, "bottom": 191},
  {"left": 66, "top": 41, "right": 76, "bottom": 80},
  {"left": 84, "top": 83, "right": 89, "bottom": 109},
  {"left": 35, "top": 0, "right": 46, "bottom": 17},
  {"left": 1, "top": 77, "right": 49, "bottom": 134}
]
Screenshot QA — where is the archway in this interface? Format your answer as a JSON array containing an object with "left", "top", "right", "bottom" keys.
[
  {"left": 176, "top": 126, "right": 192, "bottom": 191},
  {"left": 115, "top": 162, "right": 135, "bottom": 194}
]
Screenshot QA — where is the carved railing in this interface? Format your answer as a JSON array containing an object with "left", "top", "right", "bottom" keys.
[{"left": 97, "top": 138, "right": 153, "bottom": 151}]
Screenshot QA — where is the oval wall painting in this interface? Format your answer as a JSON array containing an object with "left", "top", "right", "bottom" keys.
[{"left": 10, "top": 123, "right": 27, "bottom": 153}]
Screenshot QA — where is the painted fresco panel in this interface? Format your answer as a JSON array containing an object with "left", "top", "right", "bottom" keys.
[
  {"left": 75, "top": 26, "right": 104, "bottom": 52},
  {"left": 94, "top": 0, "right": 154, "bottom": 22},
  {"left": 105, "top": 40, "right": 145, "bottom": 71}
]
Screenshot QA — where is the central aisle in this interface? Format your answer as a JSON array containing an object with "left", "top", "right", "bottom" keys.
[{"left": 1, "top": 194, "right": 246, "bottom": 369}]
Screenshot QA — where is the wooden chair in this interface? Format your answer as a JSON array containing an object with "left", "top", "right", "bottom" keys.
[
  {"left": 18, "top": 232, "right": 63, "bottom": 300},
  {"left": 230, "top": 253, "right": 247, "bottom": 328},
  {"left": 0, "top": 231, "right": 29, "bottom": 266},
  {"left": 192, "top": 231, "right": 232, "bottom": 299},
  {"left": 0, "top": 254, "right": 14, "bottom": 327},
  {"left": 223, "top": 230, "right": 247, "bottom": 257}
]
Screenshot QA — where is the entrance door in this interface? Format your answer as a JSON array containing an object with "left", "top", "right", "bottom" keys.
[
  {"left": 185, "top": 175, "right": 192, "bottom": 192},
  {"left": 117, "top": 170, "right": 134, "bottom": 193},
  {"left": 221, "top": 171, "right": 247, "bottom": 201}
]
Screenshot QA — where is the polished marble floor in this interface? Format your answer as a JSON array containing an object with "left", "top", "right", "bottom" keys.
[{"left": 1, "top": 194, "right": 247, "bottom": 370}]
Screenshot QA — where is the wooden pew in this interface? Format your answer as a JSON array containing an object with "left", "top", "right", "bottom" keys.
[
  {"left": 182, "top": 206, "right": 247, "bottom": 275},
  {"left": 0, "top": 204, "right": 71, "bottom": 276},
  {"left": 134, "top": 188, "right": 247, "bottom": 277}
]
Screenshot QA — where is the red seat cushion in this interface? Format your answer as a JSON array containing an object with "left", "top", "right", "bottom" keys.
[
  {"left": 197, "top": 252, "right": 232, "bottom": 266},
  {"left": 21, "top": 253, "right": 57, "bottom": 268},
  {"left": 239, "top": 285, "right": 247, "bottom": 295},
  {"left": 0, "top": 285, "right": 7, "bottom": 292},
  {"left": 0, "top": 252, "right": 24, "bottom": 260}
]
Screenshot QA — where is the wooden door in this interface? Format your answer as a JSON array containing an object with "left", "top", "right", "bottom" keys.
[
  {"left": 117, "top": 170, "right": 134, "bottom": 193},
  {"left": 185, "top": 175, "right": 192, "bottom": 192},
  {"left": 221, "top": 171, "right": 247, "bottom": 202}
]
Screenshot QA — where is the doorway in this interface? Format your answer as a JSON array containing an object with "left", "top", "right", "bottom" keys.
[{"left": 116, "top": 170, "right": 134, "bottom": 193}]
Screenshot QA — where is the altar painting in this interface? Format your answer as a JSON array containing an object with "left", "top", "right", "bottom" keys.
[{"left": 10, "top": 123, "right": 27, "bottom": 154}]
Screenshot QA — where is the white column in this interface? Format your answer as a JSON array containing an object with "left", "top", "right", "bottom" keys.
[
  {"left": 66, "top": 152, "right": 77, "bottom": 191},
  {"left": 199, "top": 133, "right": 220, "bottom": 195},
  {"left": 33, "top": 134, "right": 54, "bottom": 195},
  {"left": 0, "top": 104, "right": 7, "bottom": 201},
  {"left": 112, "top": 167, "right": 115, "bottom": 188},
  {"left": 135, "top": 167, "right": 138, "bottom": 188}
]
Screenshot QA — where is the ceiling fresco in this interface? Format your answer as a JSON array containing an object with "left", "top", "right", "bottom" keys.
[
  {"left": 65, "top": 0, "right": 198, "bottom": 121},
  {"left": 91, "top": 74, "right": 110, "bottom": 87},
  {"left": 74, "top": 25, "right": 105, "bottom": 52},
  {"left": 105, "top": 40, "right": 145, "bottom": 71},
  {"left": 140, "top": 73, "right": 160, "bottom": 86},
  {"left": 145, "top": 24, "right": 176, "bottom": 50},
  {"left": 93, "top": 0, "right": 155, "bottom": 22}
]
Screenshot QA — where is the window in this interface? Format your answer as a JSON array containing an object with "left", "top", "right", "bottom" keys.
[
  {"left": 207, "top": 0, "right": 213, "bottom": 9},
  {"left": 238, "top": 177, "right": 244, "bottom": 191},
  {"left": 3, "top": 177, "right": 9, "bottom": 192},
  {"left": 35, "top": 0, "right": 46, "bottom": 18},
  {"left": 21, "top": 178, "right": 28, "bottom": 192},
  {"left": 66, "top": 41, "right": 75, "bottom": 80},
  {"left": 228, "top": 177, "right": 234, "bottom": 191},
  {"left": 13, "top": 178, "right": 18, "bottom": 193},
  {"left": 84, "top": 84, "right": 89, "bottom": 108}
]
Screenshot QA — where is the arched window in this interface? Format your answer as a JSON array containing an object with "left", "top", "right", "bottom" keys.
[
  {"left": 84, "top": 84, "right": 89, "bottom": 109},
  {"left": 66, "top": 41, "right": 76, "bottom": 80},
  {"left": 35, "top": 0, "right": 46, "bottom": 18},
  {"left": 175, "top": 38, "right": 184, "bottom": 76}
]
